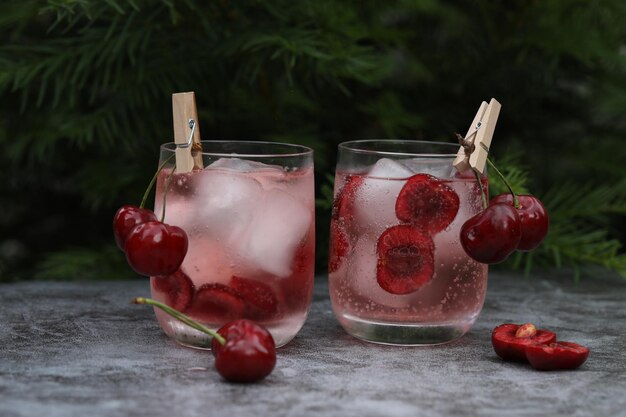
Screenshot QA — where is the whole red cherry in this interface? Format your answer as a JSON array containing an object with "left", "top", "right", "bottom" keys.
[
  {"left": 460, "top": 203, "right": 522, "bottom": 264},
  {"left": 491, "top": 194, "right": 549, "bottom": 251},
  {"left": 125, "top": 221, "right": 188, "bottom": 276},
  {"left": 211, "top": 319, "right": 276, "bottom": 383},
  {"left": 113, "top": 205, "right": 157, "bottom": 251}
]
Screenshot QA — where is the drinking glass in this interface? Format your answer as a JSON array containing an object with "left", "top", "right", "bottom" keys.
[
  {"left": 328, "top": 140, "right": 488, "bottom": 345},
  {"left": 150, "top": 141, "right": 315, "bottom": 348}
]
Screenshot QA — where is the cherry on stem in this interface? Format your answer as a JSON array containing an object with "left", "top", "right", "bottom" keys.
[
  {"left": 491, "top": 194, "right": 549, "bottom": 251},
  {"left": 460, "top": 203, "right": 522, "bottom": 264},
  {"left": 113, "top": 206, "right": 157, "bottom": 251},
  {"left": 112, "top": 153, "right": 176, "bottom": 252},
  {"left": 133, "top": 297, "right": 276, "bottom": 383},
  {"left": 210, "top": 319, "right": 276, "bottom": 383},
  {"left": 125, "top": 221, "right": 188, "bottom": 276}
]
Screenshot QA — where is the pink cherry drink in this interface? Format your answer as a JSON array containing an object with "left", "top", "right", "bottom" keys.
[
  {"left": 329, "top": 140, "right": 488, "bottom": 345},
  {"left": 149, "top": 141, "right": 315, "bottom": 348}
]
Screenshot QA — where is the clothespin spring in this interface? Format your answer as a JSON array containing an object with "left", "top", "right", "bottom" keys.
[{"left": 456, "top": 121, "right": 482, "bottom": 157}]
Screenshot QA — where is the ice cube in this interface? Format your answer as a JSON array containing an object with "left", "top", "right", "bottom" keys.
[
  {"left": 399, "top": 157, "right": 455, "bottom": 178},
  {"left": 368, "top": 158, "right": 414, "bottom": 180},
  {"left": 208, "top": 157, "right": 284, "bottom": 173},
  {"left": 208, "top": 157, "right": 289, "bottom": 192},
  {"left": 352, "top": 158, "right": 414, "bottom": 234},
  {"left": 347, "top": 235, "right": 411, "bottom": 308},
  {"left": 236, "top": 188, "right": 313, "bottom": 278},
  {"left": 194, "top": 169, "right": 263, "bottom": 244}
]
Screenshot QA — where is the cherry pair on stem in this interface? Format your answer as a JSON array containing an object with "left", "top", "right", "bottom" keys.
[
  {"left": 113, "top": 155, "right": 188, "bottom": 277},
  {"left": 460, "top": 158, "right": 549, "bottom": 264},
  {"left": 492, "top": 323, "right": 589, "bottom": 371},
  {"left": 133, "top": 297, "right": 276, "bottom": 382}
]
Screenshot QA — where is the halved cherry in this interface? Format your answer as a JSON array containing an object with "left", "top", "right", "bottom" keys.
[
  {"left": 187, "top": 283, "right": 247, "bottom": 323},
  {"left": 231, "top": 276, "right": 279, "bottom": 321},
  {"left": 328, "top": 221, "right": 350, "bottom": 273},
  {"left": 376, "top": 225, "right": 435, "bottom": 295},
  {"left": 395, "top": 174, "right": 460, "bottom": 233},
  {"left": 152, "top": 269, "right": 194, "bottom": 312},
  {"left": 525, "top": 341, "right": 590, "bottom": 371},
  {"left": 491, "top": 323, "right": 556, "bottom": 362},
  {"left": 332, "top": 175, "right": 364, "bottom": 221}
]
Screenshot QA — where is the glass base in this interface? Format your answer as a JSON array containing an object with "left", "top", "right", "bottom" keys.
[
  {"left": 337, "top": 313, "right": 476, "bottom": 346},
  {"left": 160, "top": 317, "right": 300, "bottom": 349}
]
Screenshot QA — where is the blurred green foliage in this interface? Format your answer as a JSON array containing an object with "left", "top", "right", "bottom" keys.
[{"left": 0, "top": 0, "right": 625, "bottom": 281}]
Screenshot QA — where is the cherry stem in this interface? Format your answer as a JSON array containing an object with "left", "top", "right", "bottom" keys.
[
  {"left": 132, "top": 297, "right": 226, "bottom": 345},
  {"left": 140, "top": 153, "right": 176, "bottom": 209},
  {"left": 473, "top": 169, "right": 488, "bottom": 209},
  {"left": 486, "top": 157, "right": 521, "bottom": 208},
  {"left": 160, "top": 167, "right": 177, "bottom": 223}
]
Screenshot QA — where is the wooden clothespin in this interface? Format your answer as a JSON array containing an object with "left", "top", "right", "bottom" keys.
[
  {"left": 453, "top": 98, "right": 501, "bottom": 174},
  {"left": 172, "top": 92, "right": 203, "bottom": 173}
]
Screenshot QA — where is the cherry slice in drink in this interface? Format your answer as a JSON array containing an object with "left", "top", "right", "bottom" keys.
[
  {"left": 491, "top": 194, "right": 549, "bottom": 251},
  {"left": 231, "top": 276, "right": 279, "bottom": 321},
  {"left": 376, "top": 225, "right": 435, "bottom": 295},
  {"left": 187, "top": 283, "right": 247, "bottom": 323},
  {"left": 491, "top": 323, "right": 557, "bottom": 362},
  {"left": 395, "top": 174, "right": 460, "bottom": 233},
  {"left": 332, "top": 175, "right": 364, "bottom": 221},
  {"left": 211, "top": 319, "right": 276, "bottom": 382},
  {"left": 152, "top": 269, "right": 194, "bottom": 312},
  {"left": 525, "top": 341, "right": 590, "bottom": 371},
  {"left": 328, "top": 222, "right": 350, "bottom": 273},
  {"left": 113, "top": 205, "right": 157, "bottom": 251}
]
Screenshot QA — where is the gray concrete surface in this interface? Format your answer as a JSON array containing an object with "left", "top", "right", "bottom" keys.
[{"left": 0, "top": 272, "right": 625, "bottom": 417}]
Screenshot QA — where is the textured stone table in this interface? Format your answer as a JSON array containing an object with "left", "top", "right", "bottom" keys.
[{"left": 1, "top": 272, "right": 625, "bottom": 417}]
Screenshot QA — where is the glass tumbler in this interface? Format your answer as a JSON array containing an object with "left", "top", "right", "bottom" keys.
[
  {"left": 328, "top": 140, "right": 488, "bottom": 345},
  {"left": 150, "top": 141, "right": 315, "bottom": 348}
]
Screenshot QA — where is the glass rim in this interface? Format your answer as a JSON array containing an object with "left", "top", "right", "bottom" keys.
[
  {"left": 160, "top": 140, "right": 313, "bottom": 158},
  {"left": 338, "top": 139, "right": 460, "bottom": 158}
]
